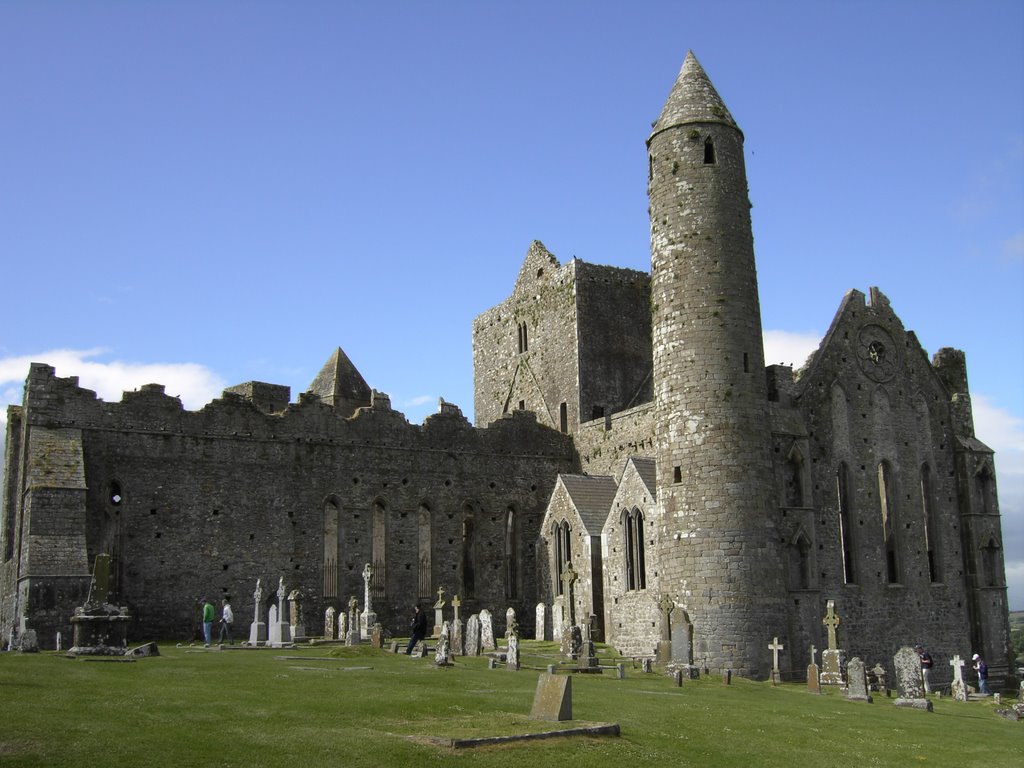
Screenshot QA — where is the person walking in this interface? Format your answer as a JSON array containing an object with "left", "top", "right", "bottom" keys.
[
  {"left": 218, "top": 597, "right": 234, "bottom": 645},
  {"left": 972, "top": 653, "right": 989, "bottom": 695},
  {"left": 405, "top": 604, "right": 428, "bottom": 655},
  {"left": 201, "top": 597, "right": 215, "bottom": 647},
  {"left": 915, "top": 644, "right": 933, "bottom": 694}
]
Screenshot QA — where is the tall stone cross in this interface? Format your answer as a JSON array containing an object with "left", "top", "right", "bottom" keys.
[
  {"left": 809, "top": 644, "right": 817, "bottom": 666},
  {"left": 277, "top": 577, "right": 286, "bottom": 613},
  {"left": 348, "top": 594, "right": 359, "bottom": 621},
  {"left": 434, "top": 586, "right": 446, "bottom": 609},
  {"left": 89, "top": 553, "right": 111, "bottom": 605},
  {"left": 561, "top": 563, "right": 578, "bottom": 625},
  {"left": 949, "top": 654, "right": 965, "bottom": 685},
  {"left": 822, "top": 599, "right": 841, "bottom": 650},
  {"left": 768, "top": 637, "right": 785, "bottom": 673},
  {"left": 252, "top": 578, "right": 262, "bottom": 622},
  {"left": 452, "top": 594, "right": 461, "bottom": 623},
  {"left": 658, "top": 594, "right": 675, "bottom": 642},
  {"left": 362, "top": 563, "right": 373, "bottom": 613}
]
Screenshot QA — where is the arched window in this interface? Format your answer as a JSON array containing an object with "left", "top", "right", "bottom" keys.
[
  {"left": 920, "top": 464, "right": 940, "bottom": 582},
  {"left": 783, "top": 446, "right": 805, "bottom": 507},
  {"left": 461, "top": 503, "right": 476, "bottom": 598},
  {"left": 504, "top": 507, "right": 518, "bottom": 600},
  {"left": 878, "top": 461, "right": 900, "bottom": 584},
  {"left": 372, "top": 499, "right": 387, "bottom": 599},
  {"left": 836, "top": 462, "right": 856, "bottom": 584},
  {"left": 417, "top": 503, "right": 432, "bottom": 600},
  {"left": 981, "top": 538, "right": 1001, "bottom": 587},
  {"left": 554, "top": 520, "right": 572, "bottom": 595},
  {"left": 975, "top": 461, "right": 996, "bottom": 516},
  {"left": 323, "top": 499, "right": 339, "bottom": 598},
  {"left": 623, "top": 508, "right": 647, "bottom": 591}
]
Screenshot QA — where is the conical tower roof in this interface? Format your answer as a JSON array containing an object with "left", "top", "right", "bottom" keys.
[
  {"left": 306, "top": 347, "right": 371, "bottom": 415},
  {"left": 650, "top": 51, "right": 739, "bottom": 140}
]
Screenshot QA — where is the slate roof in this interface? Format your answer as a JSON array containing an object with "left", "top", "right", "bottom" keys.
[{"left": 558, "top": 474, "right": 618, "bottom": 534}]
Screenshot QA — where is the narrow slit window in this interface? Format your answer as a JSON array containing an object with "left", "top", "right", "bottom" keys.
[{"left": 703, "top": 136, "right": 716, "bottom": 164}]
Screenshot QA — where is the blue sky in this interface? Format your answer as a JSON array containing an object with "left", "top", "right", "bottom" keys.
[{"left": 1, "top": 1, "right": 1022, "bottom": 609}]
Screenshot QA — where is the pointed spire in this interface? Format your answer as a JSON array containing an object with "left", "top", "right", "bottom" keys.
[
  {"left": 650, "top": 51, "right": 739, "bottom": 139},
  {"left": 306, "top": 347, "right": 371, "bottom": 417}
]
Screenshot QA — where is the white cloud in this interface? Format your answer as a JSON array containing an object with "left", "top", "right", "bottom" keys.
[
  {"left": 762, "top": 329, "right": 820, "bottom": 369},
  {"left": 0, "top": 349, "right": 226, "bottom": 429}
]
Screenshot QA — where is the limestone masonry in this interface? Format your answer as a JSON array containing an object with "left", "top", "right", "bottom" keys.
[{"left": 1, "top": 52, "right": 1012, "bottom": 682}]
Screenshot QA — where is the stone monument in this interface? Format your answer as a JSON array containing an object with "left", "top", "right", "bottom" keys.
[
  {"left": 432, "top": 587, "right": 446, "bottom": 637},
  {"left": 768, "top": 636, "right": 785, "bottom": 685},
  {"left": 346, "top": 595, "right": 361, "bottom": 644},
  {"left": 949, "top": 654, "right": 968, "bottom": 701},
  {"left": 465, "top": 613, "right": 481, "bottom": 656},
  {"left": 807, "top": 645, "right": 820, "bottom": 694},
  {"left": 69, "top": 554, "right": 130, "bottom": 656},
  {"left": 535, "top": 602, "right": 547, "bottom": 641},
  {"left": 360, "top": 563, "right": 376, "bottom": 637},
  {"left": 819, "top": 600, "right": 845, "bottom": 685},
  {"left": 288, "top": 589, "right": 304, "bottom": 640},
  {"left": 434, "top": 621, "right": 452, "bottom": 667},
  {"left": 893, "top": 646, "right": 933, "bottom": 711},
  {"left": 846, "top": 657, "right": 873, "bottom": 703},
  {"left": 479, "top": 609, "right": 495, "bottom": 651},
  {"left": 324, "top": 606, "right": 336, "bottom": 640},
  {"left": 248, "top": 578, "right": 266, "bottom": 645},
  {"left": 451, "top": 595, "right": 464, "bottom": 656}
]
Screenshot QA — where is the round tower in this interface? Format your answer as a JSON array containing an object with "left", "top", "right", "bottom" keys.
[{"left": 648, "top": 52, "right": 787, "bottom": 677}]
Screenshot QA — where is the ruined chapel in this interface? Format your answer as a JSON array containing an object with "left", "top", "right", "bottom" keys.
[{"left": 1, "top": 52, "right": 1012, "bottom": 681}]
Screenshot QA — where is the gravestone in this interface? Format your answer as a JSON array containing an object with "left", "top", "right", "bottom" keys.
[
  {"left": 432, "top": 587, "right": 446, "bottom": 637},
  {"left": 507, "top": 630, "right": 520, "bottom": 671},
  {"left": 642, "top": 658, "right": 652, "bottom": 674},
  {"left": 551, "top": 600, "right": 564, "bottom": 642},
  {"left": 870, "top": 662, "right": 888, "bottom": 696},
  {"left": 288, "top": 589, "right": 304, "bottom": 640},
  {"left": 324, "top": 607, "right": 336, "bottom": 640},
  {"left": 17, "top": 630, "right": 39, "bottom": 653},
  {"left": 465, "top": 614, "right": 481, "bottom": 656},
  {"left": 846, "top": 657, "right": 873, "bottom": 703},
  {"left": 346, "top": 595, "right": 361, "bottom": 645},
  {"left": 531, "top": 673, "right": 572, "bottom": 722},
  {"left": 768, "top": 636, "right": 785, "bottom": 685},
  {"left": 657, "top": 595, "right": 675, "bottom": 663},
  {"left": 273, "top": 579, "right": 291, "bottom": 645},
  {"left": 479, "top": 609, "right": 495, "bottom": 651},
  {"left": 434, "top": 621, "right": 452, "bottom": 666},
  {"left": 505, "top": 607, "right": 516, "bottom": 638},
  {"left": 560, "top": 563, "right": 578, "bottom": 625},
  {"left": 535, "top": 602, "right": 547, "bottom": 641},
  {"left": 267, "top": 605, "right": 281, "bottom": 646},
  {"left": 337, "top": 611, "right": 347, "bottom": 643},
  {"left": 807, "top": 645, "right": 821, "bottom": 694},
  {"left": 949, "top": 654, "right": 968, "bottom": 701},
  {"left": 360, "top": 564, "right": 376, "bottom": 637},
  {"left": 670, "top": 605, "right": 692, "bottom": 665},
  {"left": 562, "top": 624, "right": 582, "bottom": 660},
  {"left": 370, "top": 622, "right": 384, "bottom": 648},
  {"left": 249, "top": 579, "right": 266, "bottom": 645},
  {"left": 820, "top": 600, "right": 845, "bottom": 685},
  {"left": 893, "top": 646, "right": 933, "bottom": 711},
  {"left": 451, "top": 595, "right": 463, "bottom": 656}
]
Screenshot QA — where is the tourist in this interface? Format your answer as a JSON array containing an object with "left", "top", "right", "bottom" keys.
[
  {"left": 405, "top": 604, "right": 428, "bottom": 655},
  {"left": 972, "top": 653, "right": 989, "bottom": 695},
  {"left": 915, "top": 644, "right": 933, "bottom": 693},
  {"left": 201, "top": 597, "right": 215, "bottom": 647},
  {"left": 218, "top": 597, "right": 234, "bottom": 645}
]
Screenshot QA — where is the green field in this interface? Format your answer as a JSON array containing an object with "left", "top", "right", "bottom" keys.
[{"left": 0, "top": 642, "right": 1019, "bottom": 768}]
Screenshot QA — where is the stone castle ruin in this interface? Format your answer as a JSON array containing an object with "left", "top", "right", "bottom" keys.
[{"left": 0, "top": 52, "right": 1011, "bottom": 681}]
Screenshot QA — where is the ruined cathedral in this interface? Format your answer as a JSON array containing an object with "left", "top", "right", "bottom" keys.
[{"left": 1, "top": 53, "right": 1012, "bottom": 681}]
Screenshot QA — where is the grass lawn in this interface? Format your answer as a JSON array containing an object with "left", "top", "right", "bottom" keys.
[{"left": 0, "top": 641, "right": 1019, "bottom": 767}]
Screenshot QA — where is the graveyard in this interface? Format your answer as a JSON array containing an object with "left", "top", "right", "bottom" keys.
[{"left": 0, "top": 635, "right": 1020, "bottom": 768}]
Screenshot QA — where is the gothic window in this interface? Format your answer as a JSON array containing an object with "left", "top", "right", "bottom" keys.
[
  {"left": 559, "top": 402, "right": 568, "bottom": 433},
  {"left": 554, "top": 520, "right": 571, "bottom": 595},
  {"left": 981, "top": 537, "right": 1001, "bottom": 587},
  {"left": 623, "top": 508, "right": 647, "bottom": 591},
  {"left": 878, "top": 461, "right": 900, "bottom": 584},
  {"left": 920, "top": 464, "right": 941, "bottom": 583},
  {"left": 783, "top": 446, "right": 805, "bottom": 507},
  {"left": 504, "top": 507, "right": 518, "bottom": 600},
  {"left": 461, "top": 503, "right": 476, "bottom": 598},
  {"left": 417, "top": 503, "right": 432, "bottom": 600},
  {"left": 372, "top": 499, "right": 387, "bottom": 599},
  {"left": 517, "top": 321, "right": 529, "bottom": 354},
  {"left": 703, "top": 136, "right": 716, "bottom": 164},
  {"left": 323, "top": 499, "right": 339, "bottom": 598},
  {"left": 975, "top": 462, "right": 996, "bottom": 516},
  {"left": 836, "top": 462, "right": 856, "bottom": 584}
]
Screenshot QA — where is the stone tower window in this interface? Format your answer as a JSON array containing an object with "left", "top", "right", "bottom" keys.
[
  {"left": 919, "top": 464, "right": 941, "bottom": 583},
  {"left": 703, "top": 136, "right": 716, "bottom": 164},
  {"left": 623, "top": 508, "right": 647, "bottom": 591},
  {"left": 836, "top": 462, "right": 856, "bottom": 584},
  {"left": 673, "top": 466, "right": 682, "bottom": 484},
  {"left": 517, "top": 322, "right": 529, "bottom": 354},
  {"left": 323, "top": 498, "right": 339, "bottom": 599},
  {"left": 559, "top": 402, "right": 568, "bottom": 433},
  {"left": 504, "top": 507, "right": 518, "bottom": 600},
  {"left": 877, "top": 461, "right": 900, "bottom": 584}
]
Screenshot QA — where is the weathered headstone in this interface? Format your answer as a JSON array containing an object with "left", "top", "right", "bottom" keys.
[
  {"left": 267, "top": 604, "right": 281, "bottom": 646},
  {"left": 670, "top": 605, "right": 692, "bottom": 665},
  {"left": 560, "top": 563, "right": 578, "bottom": 626},
  {"left": 370, "top": 622, "right": 384, "bottom": 648},
  {"left": 893, "top": 646, "right": 933, "bottom": 711},
  {"left": 288, "top": 589, "right": 304, "bottom": 640},
  {"left": 551, "top": 600, "right": 564, "bottom": 642},
  {"left": 807, "top": 645, "right": 820, "bottom": 694},
  {"left": 346, "top": 595, "right": 361, "bottom": 645},
  {"left": 451, "top": 595, "right": 463, "bottom": 655},
  {"left": 324, "top": 607, "right": 336, "bottom": 640},
  {"left": 360, "top": 564, "right": 376, "bottom": 637},
  {"left": 432, "top": 587, "right": 446, "bottom": 637},
  {"left": 434, "top": 621, "right": 452, "bottom": 666},
  {"left": 507, "top": 631, "right": 520, "bottom": 671},
  {"left": 465, "top": 614, "right": 481, "bottom": 656},
  {"left": 870, "top": 662, "right": 888, "bottom": 696},
  {"left": 949, "top": 654, "right": 968, "bottom": 701},
  {"left": 535, "top": 602, "right": 547, "bottom": 641},
  {"left": 17, "top": 629, "right": 39, "bottom": 653},
  {"left": 657, "top": 594, "right": 674, "bottom": 662},
  {"left": 819, "top": 600, "right": 845, "bottom": 685},
  {"left": 846, "top": 657, "right": 873, "bottom": 703},
  {"left": 562, "top": 624, "right": 582, "bottom": 660},
  {"left": 505, "top": 607, "right": 516, "bottom": 637},
  {"left": 479, "top": 609, "right": 495, "bottom": 651},
  {"left": 531, "top": 673, "right": 572, "bottom": 721},
  {"left": 248, "top": 579, "right": 266, "bottom": 645},
  {"left": 337, "top": 611, "right": 347, "bottom": 643}
]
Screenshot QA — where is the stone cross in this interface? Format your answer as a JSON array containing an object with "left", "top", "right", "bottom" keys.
[
  {"left": 768, "top": 637, "right": 784, "bottom": 683},
  {"left": 658, "top": 594, "right": 674, "bottom": 642},
  {"left": 809, "top": 644, "right": 817, "bottom": 666},
  {"left": 452, "top": 594, "right": 461, "bottom": 622},
  {"left": 822, "top": 599, "right": 840, "bottom": 650},
  {"left": 950, "top": 654, "right": 967, "bottom": 701},
  {"left": 89, "top": 554, "right": 111, "bottom": 606},
  {"left": 253, "top": 578, "right": 262, "bottom": 619},
  {"left": 435, "top": 586, "right": 446, "bottom": 608},
  {"left": 362, "top": 563, "right": 373, "bottom": 614},
  {"left": 560, "top": 563, "right": 578, "bottom": 625},
  {"left": 277, "top": 578, "right": 286, "bottom": 613}
]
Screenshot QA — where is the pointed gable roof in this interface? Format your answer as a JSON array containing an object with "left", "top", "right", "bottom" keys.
[
  {"left": 622, "top": 456, "right": 657, "bottom": 497},
  {"left": 650, "top": 50, "right": 739, "bottom": 139},
  {"left": 512, "top": 240, "right": 561, "bottom": 297},
  {"left": 306, "top": 347, "right": 371, "bottom": 415},
  {"left": 558, "top": 474, "right": 619, "bottom": 534}
]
